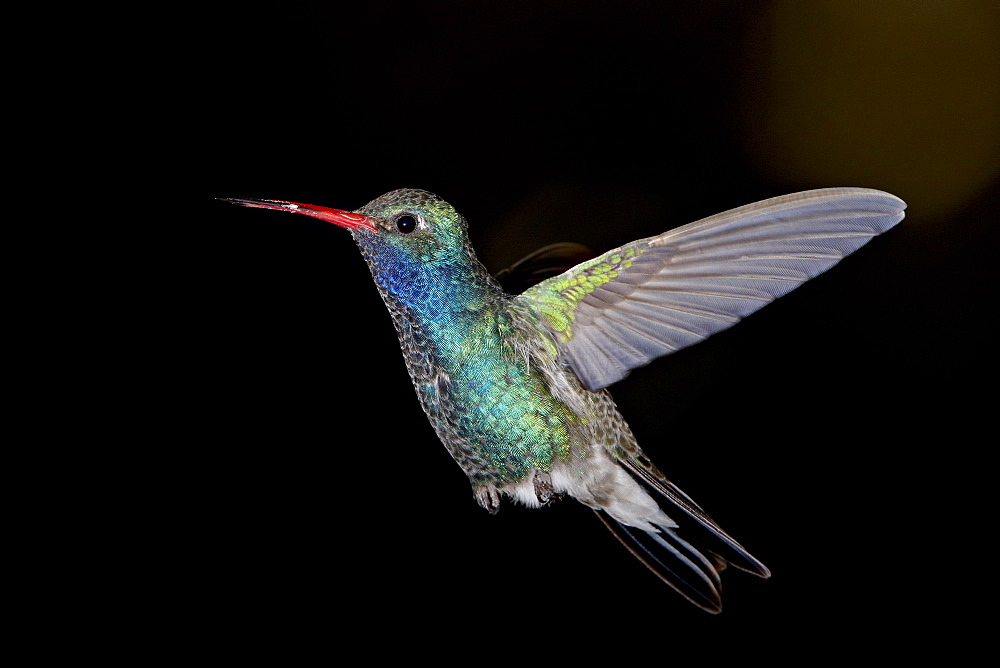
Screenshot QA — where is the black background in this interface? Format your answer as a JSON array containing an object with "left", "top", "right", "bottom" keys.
[{"left": 168, "top": 1, "right": 995, "bottom": 660}]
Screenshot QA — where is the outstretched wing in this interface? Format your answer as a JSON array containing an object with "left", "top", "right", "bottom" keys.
[
  {"left": 514, "top": 188, "right": 906, "bottom": 392},
  {"left": 494, "top": 242, "right": 596, "bottom": 294}
]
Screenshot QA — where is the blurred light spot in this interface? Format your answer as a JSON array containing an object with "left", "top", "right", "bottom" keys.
[{"left": 741, "top": 0, "right": 1000, "bottom": 221}]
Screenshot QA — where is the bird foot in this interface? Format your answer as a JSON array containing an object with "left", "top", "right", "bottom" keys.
[
  {"left": 533, "top": 471, "right": 562, "bottom": 506},
  {"left": 475, "top": 485, "right": 501, "bottom": 514}
]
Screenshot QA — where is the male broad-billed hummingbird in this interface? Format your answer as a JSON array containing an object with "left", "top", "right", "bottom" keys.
[{"left": 222, "top": 188, "right": 905, "bottom": 612}]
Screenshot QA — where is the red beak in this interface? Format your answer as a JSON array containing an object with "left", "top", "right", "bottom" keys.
[{"left": 220, "top": 197, "right": 378, "bottom": 234}]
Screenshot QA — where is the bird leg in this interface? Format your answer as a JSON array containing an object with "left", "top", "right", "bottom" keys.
[
  {"left": 533, "top": 470, "right": 561, "bottom": 505},
  {"left": 475, "top": 485, "right": 501, "bottom": 514}
]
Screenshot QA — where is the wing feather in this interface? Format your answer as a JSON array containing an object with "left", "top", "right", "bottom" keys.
[{"left": 516, "top": 188, "right": 905, "bottom": 391}]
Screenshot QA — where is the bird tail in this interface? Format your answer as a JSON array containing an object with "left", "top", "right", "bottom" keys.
[{"left": 597, "top": 459, "right": 770, "bottom": 613}]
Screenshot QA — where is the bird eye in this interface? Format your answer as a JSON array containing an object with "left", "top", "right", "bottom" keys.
[{"left": 396, "top": 215, "right": 417, "bottom": 234}]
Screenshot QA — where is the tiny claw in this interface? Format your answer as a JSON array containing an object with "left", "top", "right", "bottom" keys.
[
  {"left": 475, "top": 485, "right": 501, "bottom": 514},
  {"left": 533, "top": 471, "right": 561, "bottom": 505}
]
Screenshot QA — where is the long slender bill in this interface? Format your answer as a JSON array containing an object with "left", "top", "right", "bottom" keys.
[{"left": 219, "top": 197, "right": 378, "bottom": 233}]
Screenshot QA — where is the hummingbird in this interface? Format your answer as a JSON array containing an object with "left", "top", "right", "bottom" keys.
[{"left": 222, "top": 187, "right": 905, "bottom": 612}]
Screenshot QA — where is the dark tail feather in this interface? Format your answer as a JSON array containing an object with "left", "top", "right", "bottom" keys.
[
  {"left": 595, "top": 511, "right": 726, "bottom": 613},
  {"left": 598, "top": 460, "right": 770, "bottom": 613},
  {"left": 621, "top": 459, "right": 771, "bottom": 578}
]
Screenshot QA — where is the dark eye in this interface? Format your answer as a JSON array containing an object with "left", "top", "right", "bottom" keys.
[{"left": 396, "top": 215, "right": 417, "bottom": 233}]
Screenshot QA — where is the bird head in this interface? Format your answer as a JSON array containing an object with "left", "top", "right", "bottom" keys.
[{"left": 221, "top": 189, "right": 494, "bottom": 311}]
